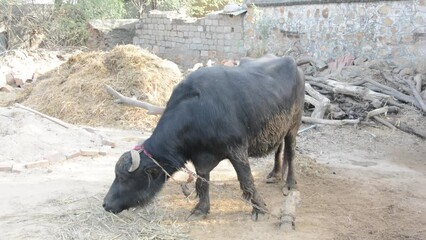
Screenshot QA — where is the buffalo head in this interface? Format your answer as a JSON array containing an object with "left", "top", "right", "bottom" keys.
[{"left": 103, "top": 150, "right": 165, "bottom": 213}]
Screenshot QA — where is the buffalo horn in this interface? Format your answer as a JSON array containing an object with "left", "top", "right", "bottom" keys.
[{"left": 128, "top": 150, "right": 141, "bottom": 172}]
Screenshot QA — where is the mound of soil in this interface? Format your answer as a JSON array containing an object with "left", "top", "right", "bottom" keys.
[
  {"left": 23, "top": 45, "right": 182, "bottom": 131},
  {"left": 0, "top": 107, "right": 101, "bottom": 165}
]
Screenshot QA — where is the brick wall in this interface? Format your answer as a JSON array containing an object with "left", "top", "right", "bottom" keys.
[{"left": 133, "top": 11, "right": 245, "bottom": 68}]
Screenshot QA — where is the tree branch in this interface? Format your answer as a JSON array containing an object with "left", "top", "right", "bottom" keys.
[
  {"left": 302, "top": 116, "right": 359, "bottom": 125},
  {"left": 105, "top": 85, "right": 165, "bottom": 115}
]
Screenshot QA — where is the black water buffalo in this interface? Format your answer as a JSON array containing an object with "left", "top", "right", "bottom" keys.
[{"left": 103, "top": 55, "right": 305, "bottom": 220}]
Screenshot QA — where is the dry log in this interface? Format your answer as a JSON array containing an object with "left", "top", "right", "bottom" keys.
[
  {"left": 304, "top": 94, "right": 319, "bottom": 106},
  {"left": 414, "top": 74, "right": 423, "bottom": 94},
  {"left": 373, "top": 117, "right": 426, "bottom": 139},
  {"left": 306, "top": 76, "right": 404, "bottom": 107},
  {"left": 105, "top": 85, "right": 165, "bottom": 115},
  {"left": 364, "top": 83, "right": 413, "bottom": 108},
  {"left": 341, "top": 73, "right": 416, "bottom": 108},
  {"left": 363, "top": 77, "right": 415, "bottom": 104},
  {"left": 305, "top": 83, "right": 330, "bottom": 119},
  {"left": 399, "top": 76, "right": 426, "bottom": 113},
  {"left": 366, "top": 106, "right": 399, "bottom": 120},
  {"left": 280, "top": 190, "right": 301, "bottom": 231},
  {"left": 372, "top": 116, "right": 396, "bottom": 129},
  {"left": 306, "top": 79, "right": 334, "bottom": 92},
  {"left": 14, "top": 103, "right": 71, "bottom": 128},
  {"left": 302, "top": 116, "right": 359, "bottom": 125},
  {"left": 380, "top": 72, "right": 411, "bottom": 94}
]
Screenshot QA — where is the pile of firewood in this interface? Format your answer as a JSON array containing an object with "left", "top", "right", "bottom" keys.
[{"left": 297, "top": 56, "right": 426, "bottom": 139}]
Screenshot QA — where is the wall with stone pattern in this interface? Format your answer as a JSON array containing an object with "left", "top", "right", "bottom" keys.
[
  {"left": 133, "top": 10, "right": 245, "bottom": 68},
  {"left": 132, "top": 1, "right": 425, "bottom": 67},
  {"left": 244, "top": 0, "right": 426, "bottom": 65}
]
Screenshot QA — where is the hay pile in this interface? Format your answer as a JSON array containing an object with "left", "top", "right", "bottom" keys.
[
  {"left": 23, "top": 45, "right": 182, "bottom": 131},
  {"left": 51, "top": 194, "right": 188, "bottom": 240}
]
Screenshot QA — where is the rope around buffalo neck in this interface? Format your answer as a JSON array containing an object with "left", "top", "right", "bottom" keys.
[{"left": 133, "top": 145, "right": 280, "bottom": 220}]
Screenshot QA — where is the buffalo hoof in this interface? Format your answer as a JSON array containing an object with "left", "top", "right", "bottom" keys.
[
  {"left": 282, "top": 182, "right": 298, "bottom": 196},
  {"left": 186, "top": 209, "right": 208, "bottom": 221},
  {"left": 266, "top": 171, "right": 282, "bottom": 184},
  {"left": 266, "top": 176, "right": 281, "bottom": 184},
  {"left": 251, "top": 207, "right": 267, "bottom": 221}
]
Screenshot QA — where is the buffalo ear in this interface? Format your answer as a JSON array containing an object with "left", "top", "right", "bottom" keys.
[{"left": 146, "top": 167, "right": 161, "bottom": 179}]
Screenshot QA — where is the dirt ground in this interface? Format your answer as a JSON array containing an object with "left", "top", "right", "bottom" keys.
[
  {"left": 1, "top": 111, "right": 425, "bottom": 239},
  {"left": 1, "top": 48, "right": 425, "bottom": 239}
]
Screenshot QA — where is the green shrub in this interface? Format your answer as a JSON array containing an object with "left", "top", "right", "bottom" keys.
[{"left": 47, "top": 0, "right": 127, "bottom": 46}]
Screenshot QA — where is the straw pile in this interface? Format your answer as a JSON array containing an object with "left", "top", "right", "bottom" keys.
[
  {"left": 51, "top": 194, "right": 188, "bottom": 239},
  {"left": 23, "top": 45, "right": 182, "bottom": 131}
]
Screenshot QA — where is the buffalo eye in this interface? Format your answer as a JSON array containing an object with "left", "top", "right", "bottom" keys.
[{"left": 117, "top": 175, "right": 127, "bottom": 183}]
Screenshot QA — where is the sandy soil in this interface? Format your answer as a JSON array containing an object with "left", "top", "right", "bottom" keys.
[{"left": 1, "top": 108, "right": 425, "bottom": 239}]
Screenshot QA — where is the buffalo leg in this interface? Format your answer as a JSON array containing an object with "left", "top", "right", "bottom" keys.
[
  {"left": 284, "top": 131, "right": 297, "bottom": 190},
  {"left": 187, "top": 154, "right": 219, "bottom": 220},
  {"left": 266, "top": 141, "right": 284, "bottom": 183},
  {"left": 229, "top": 150, "right": 267, "bottom": 221}
]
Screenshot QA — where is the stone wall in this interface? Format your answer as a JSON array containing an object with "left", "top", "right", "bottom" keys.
[
  {"left": 133, "top": 1, "right": 425, "bottom": 67},
  {"left": 133, "top": 11, "right": 245, "bottom": 68},
  {"left": 244, "top": 0, "right": 426, "bottom": 65}
]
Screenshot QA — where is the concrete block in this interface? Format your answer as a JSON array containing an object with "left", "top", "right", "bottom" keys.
[
  {"left": 80, "top": 148, "right": 99, "bottom": 157},
  {"left": 12, "top": 164, "right": 25, "bottom": 173},
  {"left": 1, "top": 85, "right": 15, "bottom": 93},
  {"left": 223, "top": 26, "right": 232, "bottom": 32},
  {"left": 177, "top": 25, "right": 185, "bottom": 31},
  {"left": 0, "top": 162, "right": 13, "bottom": 172},
  {"left": 102, "top": 139, "right": 116, "bottom": 148},
  {"left": 66, "top": 151, "right": 82, "bottom": 160},
  {"left": 25, "top": 160, "right": 50, "bottom": 169},
  {"left": 99, "top": 146, "right": 112, "bottom": 156},
  {"left": 216, "top": 26, "right": 225, "bottom": 33},
  {"left": 45, "top": 153, "right": 67, "bottom": 164},
  {"left": 5, "top": 72, "right": 14, "bottom": 85},
  {"left": 201, "top": 50, "right": 209, "bottom": 57}
]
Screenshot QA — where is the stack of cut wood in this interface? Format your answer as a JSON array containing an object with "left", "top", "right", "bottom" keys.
[{"left": 297, "top": 56, "right": 426, "bottom": 139}]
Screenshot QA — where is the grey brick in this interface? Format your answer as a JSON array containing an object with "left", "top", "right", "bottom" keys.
[
  {"left": 177, "top": 25, "right": 185, "bottom": 31},
  {"left": 200, "top": 50, "right": 208, "bottom": 57},
  {"left": 223, "top": 26, "right": 232, "bottom": 32}
]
